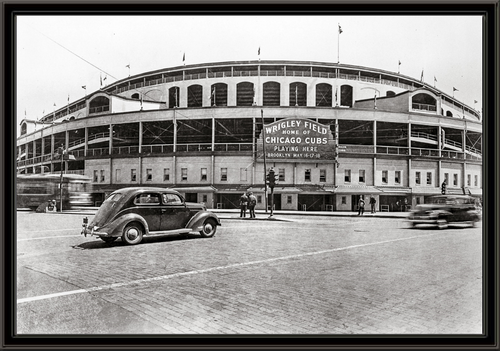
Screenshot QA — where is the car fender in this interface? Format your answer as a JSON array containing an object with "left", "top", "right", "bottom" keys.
[
  {"left": 431, "top": 209, "right": 452, "bottom": 218},
  {"left": 103, "top": 213, "right": 150, "bottom": 237},
  {"left": 185, "top": 211, "right": 221, "bottom": 231}
]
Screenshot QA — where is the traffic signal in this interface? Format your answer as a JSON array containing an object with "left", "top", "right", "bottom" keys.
[
  {"left": 267, "top": 168, "right": 276, "bottom": 189},
  {"left": 441, "top": 181, "right": 447, "bottom": 195}
]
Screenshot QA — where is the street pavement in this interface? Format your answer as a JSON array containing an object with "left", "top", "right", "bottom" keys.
[{"left": 15, "top": 211, "right": 482, "bottom": 335}]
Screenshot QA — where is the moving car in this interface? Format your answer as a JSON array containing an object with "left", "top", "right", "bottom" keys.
[
  {"left": 81, "top": 187, "right": 221, "bottom": 244},
  {"left": 407, "top": 195, "right": 480, "bottom": 229}
]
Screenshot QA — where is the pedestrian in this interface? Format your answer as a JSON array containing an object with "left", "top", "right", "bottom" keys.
[
  {"left": 239, "top": 192, "right": 249, "bottom": 218},
  {"left": 369, "top": 195, "right": 376, "bottom": 214},
  {"left": 404, "top": 198, "right": 408, "bottom": 212},
  {"left": 357, "top": 195, "right": 365, "bottom": 216},
  {"left": 247, "top": 192, "right": 257, "bottom": 218},
  {"left": 396, "top": 200, "right": 400, "bottom": 212}
]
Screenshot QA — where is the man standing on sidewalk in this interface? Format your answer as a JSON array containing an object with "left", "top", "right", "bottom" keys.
[
  {"left": 247, "top": 192, "right": 257, "bottom": 218},
  {"left": 358, "top": 195, "right": 365, "bottom": 216},
  {"left": 369, "top": 195, "right": 376, "bottom": 214}
]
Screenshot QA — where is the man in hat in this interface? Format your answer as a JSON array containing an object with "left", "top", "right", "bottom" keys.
[{"left": 247, "top": 191, "right": 257, "bottom": 218}]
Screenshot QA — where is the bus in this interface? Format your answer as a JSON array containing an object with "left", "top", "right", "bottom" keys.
[{"left": 17, "top": 173, "right": 93, "bottom": 211}]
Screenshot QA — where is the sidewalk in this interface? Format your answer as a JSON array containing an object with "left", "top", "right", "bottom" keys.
[
  {"left": 26, "top": 207, "right": 410, "bottom": 220},
  {"left": 211, "top": 209, "right": 409, "bottom": 220}
]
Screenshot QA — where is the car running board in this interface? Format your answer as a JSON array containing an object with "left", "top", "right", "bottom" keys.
[{"left": 147, "top": 229, "right": 193, "bottom": 237}]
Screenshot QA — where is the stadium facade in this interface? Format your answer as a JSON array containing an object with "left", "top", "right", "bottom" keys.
[{"left": 16, "top": 60, "right": 483, "bottom": 211}]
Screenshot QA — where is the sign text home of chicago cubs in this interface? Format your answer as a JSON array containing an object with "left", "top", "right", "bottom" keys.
[{"left": 256, "top": 117, "right": 335, "bottom": 162}]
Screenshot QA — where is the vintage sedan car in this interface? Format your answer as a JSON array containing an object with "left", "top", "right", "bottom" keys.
[
  {"left": 407, "top": 195, "right": 480, "bottom": 229},
  {"left": 81, "top": 187, "right": 221, "bottom": 245}
]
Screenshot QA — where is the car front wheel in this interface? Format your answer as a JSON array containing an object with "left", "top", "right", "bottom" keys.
[
  {"left": 199, "top": 218, "right": 217, "bottom": 238},
  {"left": 122, "top": 223, "right": 144, "bottom": 245}
]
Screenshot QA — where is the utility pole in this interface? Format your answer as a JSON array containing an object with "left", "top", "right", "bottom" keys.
[{"left": 261, "top": 109, "right": 268, "bottom": 213}]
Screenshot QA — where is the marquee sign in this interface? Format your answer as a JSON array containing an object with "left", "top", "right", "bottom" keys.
[{"left": 257, "top": 117, "right": 335, "bottom": 162}]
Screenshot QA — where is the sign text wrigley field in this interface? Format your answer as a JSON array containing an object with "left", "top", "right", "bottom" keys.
[{"left": 257, "top": 118, "right": 336, "bottom": 162}]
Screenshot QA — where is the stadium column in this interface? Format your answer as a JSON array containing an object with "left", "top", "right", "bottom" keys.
[
  {"left": 84, "top": 127, "right": 88, "bottom": 157},
  {"left": 65, "top": 130, "right": 69, "bottom": 173},
  {"left": 373, "top": 120, "right": 377, "bottom": 186},
  {"left": 109, "top": 124, "right": 113, "bottom": 155},
  {"left": 50, "top": 134, "right": 55, "bottom": 172},
  {"left": 408, "top": 122, "right": 411, "bottom": 192}
]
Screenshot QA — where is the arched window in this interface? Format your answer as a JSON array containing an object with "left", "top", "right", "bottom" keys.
[
  {"left": 386, "top": 91, "right": 396, "bottom": 97},
  {"left": 290, "top": 82, "right": 307, "bottom": 106},
  {"left": 131, "top": 93, "right": 140, "bottom": 99},
  {"left": 168, "top": 87, "right": 180, "bottom": 108},
  {"left": 446, "top": 111, "right": 453, "bottom": 117},
  {"left": 316, "top": 83, "right": 332, "bottom": 107},
  {"left": 21, "top": 122, "right": 27, "bottom": 135},
  {"left": 89, "top": 96, "right": 110, "bottom": 114},
  {"left": 412, "top": 93, "right": 437, "bottom": 112},
  {"left": 187, "top": 85, "right": 203, "bottom": 108},
  {"left": 236, "top": 82, "right": 254, "bottom": 106},
  {"left": 263, "top": 82, "right": 280, "bottom": 106},
  {"left": 340, "top": 85, "right": 353, "bottom": 107},
  {"left": 211, "top": 83, "right": 228, "bottom": 106}
]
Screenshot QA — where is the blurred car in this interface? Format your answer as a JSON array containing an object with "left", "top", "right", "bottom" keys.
[
  {"left": 407, "top": 195, "right": 480, "bottom": 229},
  {"left": 81, "top": 187, "right": 221, "bottom": 245}
]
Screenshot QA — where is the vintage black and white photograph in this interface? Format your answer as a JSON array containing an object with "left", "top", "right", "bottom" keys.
[{"left": 14, "top": 13, "right": 485, "bottom": 338}]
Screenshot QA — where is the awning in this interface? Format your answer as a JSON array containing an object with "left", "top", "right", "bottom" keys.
[
  {"left": 411, "top": 187, "right": 442, "bottom": 195},
  {"left": 465, "top": 188, "right": 483, "bottom": 196},
  {"left": 334, "top": 185, "right": 382, "bottom": 194},
  {"left": 376, "top": 186, "right": 412, "bottom": 194},
  {"left": 169, "top": 186, "right": 217, "bottom": 193}
]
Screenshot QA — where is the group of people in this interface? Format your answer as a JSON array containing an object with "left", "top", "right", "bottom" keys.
[
  {"left": 239, "top": 191, "right": 257, "bottom": 218},
  {"left": 357, "top": 195, "right": 377, "bottom": 215}
]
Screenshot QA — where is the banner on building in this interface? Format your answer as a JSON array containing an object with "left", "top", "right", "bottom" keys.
[{"left": 257, "top": 117, "right": 335, "bottom": 162}]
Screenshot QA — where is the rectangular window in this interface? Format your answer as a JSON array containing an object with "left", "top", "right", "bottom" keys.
[
  {"left": 278, "top": 168, "right": 285, "bottom": 182},
  {"left": 344, "top": 169, "right": 351, "bottom": 183},
  {"left": 93, "top": 170, "right": 98, "bottom": 182},
  {"left": 341, "top": 196, "right": 347, "bottom": 205},
  {"left": 287, "top": 195, "right": 292, "bottom": 204},
  {"left": 131, "top": 169, "right": 137, "bottom": 182},
  {"left": 382, "top": 170, "right": 388, "bottom": 184},
  {"left": 257, "top": 195, "right": 262, "bottom": 204},
  {"left": 416, "top": 197, "right": 421, "bottom": 205},
  {"left": 181, "top": 168, "right": 188, "bottom": 181},
  {"left": 444, "top": 173, "right": 449, "bottom": 185},
  {"left": 100, "top": 170, "right": 105, "bottom": 182},
  {"left": 115, "top": 169, "right": 121, "bottom": 182},
  {"left": 467, "top": 174, "right": 471, "bottom": 186},
  {"left": 474, "top": 175, "right": 478, "bottom": 186},
  {"left": 305, "top": 169, "right": 311, "bottom": 182},
  {"left": 415, "top": 171, "right": 421, "bottom": 185},
  {"left": 163, "top": 168, "right": 170, "bottom": 181},
  {"left": 201, "top": 168, "right": 207, "bottom": 181},
  {"left": 320, "top": 169, "right": 326, "bottom": 183},
  {"left": 239, "top": 168, "right": 247, "bottom": 182},
  {"left": 427, "top": 172, "right": 432, "bottom": 185},
  {"left": 146, "top": 168, "right": 152, "bottom": 181},
  {"left": 395, "top": 171, "right": 401, "bottom": 184},
  {"left": 359, "top": 170, "right": 365, "bottom": 183},
  {"left": 453, "top": 174, "right": 458, "bottom": 186},
  {"left": 202, "top": 195, "right": 207, "bottom": 203},
  {"left": 221, "top": 168, "right": 227, "bottom": 181}
]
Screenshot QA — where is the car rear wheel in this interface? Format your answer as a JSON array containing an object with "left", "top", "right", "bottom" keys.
[
  {"left": 437, "top": 218, "right": 448, "bottom": 229},
  {"left": 100, "top": 237, "right": 117, "bottom": 243},
  {"left": 122, "top": 223, "right": 144, "bottom": 245},
  {"left": 199, "top": 218, "right": 217, "bottom": 238}
]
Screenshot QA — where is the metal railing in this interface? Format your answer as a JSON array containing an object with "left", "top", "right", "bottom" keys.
[{"left": 412, "top": 103, "right": 437, "bottom": 112}]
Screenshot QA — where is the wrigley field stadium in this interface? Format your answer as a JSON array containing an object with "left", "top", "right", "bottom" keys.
[{"left": 16, "top": 60, "right": 483, "bottom": 212}]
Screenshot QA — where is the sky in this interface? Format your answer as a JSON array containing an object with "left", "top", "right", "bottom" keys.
[{"left": 15, "top": 15, "right": 483, "bottom": 136}]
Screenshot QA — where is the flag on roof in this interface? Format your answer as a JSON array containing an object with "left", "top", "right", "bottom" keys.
[
  {"left": 338, "top": 24, "right": 343, "bottom": 34},
  {"left": 453, "top": 87, "right": 458, "bottom": 91}
]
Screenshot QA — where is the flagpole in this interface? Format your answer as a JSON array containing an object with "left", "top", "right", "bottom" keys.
[{"left": 337, "top": 24, "right": 340, "bottom": 64}]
